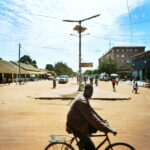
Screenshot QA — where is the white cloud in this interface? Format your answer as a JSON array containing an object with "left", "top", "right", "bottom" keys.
[{"left": 0, "top": 0, "right": 148, "bottom": 71}]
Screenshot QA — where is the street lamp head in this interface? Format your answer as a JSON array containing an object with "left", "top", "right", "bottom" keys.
[
  {"left": 63, "top": 14, "right": 100, "bottom": 23},
  {"left": 63, "top": 20, "right": 78, "bottom": 22},
  {"left": 81, "top": 14, "right": 100, "bottom": 22}
]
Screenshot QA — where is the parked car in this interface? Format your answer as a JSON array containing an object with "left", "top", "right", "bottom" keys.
[
  {"left": 58, "top": 75, "right": 68, "bottom": 84},
  {"left": 99, "top": 73, "right": 110, "bottom": 81}
]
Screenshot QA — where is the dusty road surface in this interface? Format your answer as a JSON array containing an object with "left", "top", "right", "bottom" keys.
[{"left": 0, "top": 79, "right": 150, "bottom": 150}]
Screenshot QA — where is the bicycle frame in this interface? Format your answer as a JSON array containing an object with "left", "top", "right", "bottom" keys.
[
  {"left": 91, "top": 134, "right": 111, "bottom": 150},
  {"left": 45, "top": 134, "right": 135, "bottom": 150},
  {"left": 69, "top": 133, "right": 112, "bottom": 150}
]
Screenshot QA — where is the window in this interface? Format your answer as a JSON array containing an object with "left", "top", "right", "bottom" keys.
[
  {"left": 121, "top": 54, "right": 124, "bottom": 57},
  {"left": 127, "top": 60, "right": 130, "bottom": 63},
  {"left": 130, "top": 49, "right": 133, "bottom": 52},
  {"left": 135, "top": 49, "right": 138, "bottom": 52},
  {"left": 126, "top": 49, "right": 129, "bottom": 52},
  {"left": 116, "top": 54, "right": 119, "bottom": 57},
  {"left": 116, "top": 49, "right": 119, "bottom": 52},
  {"left": 122, "top": 49, "right": 124, "bottom": 52}
]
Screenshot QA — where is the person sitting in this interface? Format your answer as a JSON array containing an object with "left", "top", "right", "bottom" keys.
[{"left": 66, "top": 84, "right": 117, "bottom": 150}]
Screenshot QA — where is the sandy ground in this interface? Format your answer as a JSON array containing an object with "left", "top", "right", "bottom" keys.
[{"left": 0, "top": 78, "right": 150, "bottom": 150}]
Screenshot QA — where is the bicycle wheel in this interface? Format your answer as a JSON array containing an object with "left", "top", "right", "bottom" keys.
[
  {"left": 105, "top": 142, "right": 135, "bottom": 150},
  {"left": 44, "top": 142, "right": 75, "bottom": 150}
]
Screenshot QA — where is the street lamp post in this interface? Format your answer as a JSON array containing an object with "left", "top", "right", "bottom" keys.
[{"left": 63, "top": 14, "right": 100, "bottom": 91}]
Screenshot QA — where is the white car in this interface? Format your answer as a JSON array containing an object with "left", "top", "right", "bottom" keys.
[{"left": 58, "top": 75, "right": 68, "bottom": 84}]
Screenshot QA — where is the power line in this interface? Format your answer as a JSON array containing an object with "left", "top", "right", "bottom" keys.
[
  {"left": 2, "top": 7, "right": 150, "bottom": 27},
  {"left": 95, "top": 19, "right": 150, "bottom": 27},
  {"left": 126, "top": 0, "right": 133, "bottom": 42},
  {"left": 91, "top": 35, "right": 150, "bottom": 43},
  {"left": 21, "top": 46, "right": 31, "bottom": 56},
  {"left": 1, "top": 7, "right": 61, "bottom": 20},
  {"left": 21, "top": 11, "right": 60, "bottom": 20}
]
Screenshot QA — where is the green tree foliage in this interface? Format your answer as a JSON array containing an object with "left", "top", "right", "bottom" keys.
[
  {"left": 0, "top": 58, "right": 2, "bottom": 60},
  {"left": 20, "top": 55, "right": 38, "bottom": 68},
  {"left": 54, "top": 62, "right": 73, "bottom": 76},
  {"left": 98, "top": 58, "right": 118, "bottom": 75},
  {"left": 32, "top": 60, "right": 38, "bottom": 68},
  {"left": 84, "top": 70, "right": 93, "bottom": 75},
  {"left": 84, "top": 69, "right": 99, "bottom": 75},
  {"left": 92, "top": 69, "right": 99, "bottom": 74},
  {"left": 45, "top": 64, "right": 54, "bottom": 71}
]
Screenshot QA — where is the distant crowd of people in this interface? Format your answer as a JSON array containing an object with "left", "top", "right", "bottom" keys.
[
  {"left": 77, "top": 75, "right": 99, "bottom": 87},
  {"left": 52, "top": 74, "right": 139, "bottom": 94}
]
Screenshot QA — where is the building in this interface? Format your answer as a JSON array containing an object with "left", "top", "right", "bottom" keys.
[
  {"left": 131, "top": 50, "right": 150, "bottom": 81},
  {"left": 0, "top": 60, "right": 44, "bottom": 84},
  {"left": 99, "top": 46, "right": 145, "bottom": 68},
  {"left": 0, "top": 60, "right": 27, "bottom": 84}
]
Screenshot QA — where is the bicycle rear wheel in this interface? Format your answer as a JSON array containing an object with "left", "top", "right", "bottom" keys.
[
  {"left": 105, "top": 142, "right": 135, "bottom": 150},
  {"left": 44, "top": 142, "right": 75, "bottom": 150}
]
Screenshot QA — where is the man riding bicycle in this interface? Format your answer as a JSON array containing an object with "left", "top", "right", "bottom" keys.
[{"left": 66, "top": 84, "right": 117, "bottom": 150}]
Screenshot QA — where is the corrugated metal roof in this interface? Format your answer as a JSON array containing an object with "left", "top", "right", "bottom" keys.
[
  {"left": 0, "top": 60, "right": 43, "bottom": 74},
  {"left": 0, "top": 60, "right": 27, "bottom": 74},
  {"left": 11, "top": 61, "right": 41, "bottom": 72}
]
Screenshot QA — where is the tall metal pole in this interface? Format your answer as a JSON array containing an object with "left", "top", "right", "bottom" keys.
[
  {"left": 19, "top": 43, "right": 21, "bottom": 85},
  {"left": 78, "top": 21, "right": 82, "bottom": 91}
]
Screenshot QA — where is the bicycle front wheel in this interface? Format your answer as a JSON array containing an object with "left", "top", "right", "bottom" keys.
[
  {"left": 44, "top": 142, "right": 75, "bottom": 150},
  {"left": 105, "top": 142, "right": 135, "bottom": 150}
]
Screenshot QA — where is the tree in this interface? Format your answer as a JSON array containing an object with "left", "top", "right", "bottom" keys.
[
  {"left": 54, "top": 62, "right": 73, "bottom": 76},
  {"left": 45, "top": 64, "right": 54, "bottom": 71},
  {"left": 98, "top": 58, "right": 118, "bottom": 75},
  {"left": 92, "top": 69, "right": 99, "bottom": 74},
  {"left": 31, "top": 60, "right": 38, "bottom": 68},
  {"left": 84, "top": 69, "right": 99, "bottom": 75},
  {"left": 84, "top": 70, "right": 93, "bottom": 75},
  {"left": 20, "top": 55, "right": 38, "bottom": 68},
  {"left": 0, "top": 58, "right": 2, "bottom": 60}
]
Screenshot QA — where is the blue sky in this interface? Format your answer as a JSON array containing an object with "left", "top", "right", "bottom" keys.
[{"left": 0, "top": 0, "right": 150, "bottom": 72}]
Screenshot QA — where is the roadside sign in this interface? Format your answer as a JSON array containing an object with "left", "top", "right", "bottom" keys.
[{"left": 80, "top": 63, "right": 93, "bottom": 67}]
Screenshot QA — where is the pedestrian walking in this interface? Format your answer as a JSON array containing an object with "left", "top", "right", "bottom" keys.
[
  {"left": 83, "top": 76, "right": 87, "bottom": 84},
  {"left": 116, "top": 77, "right": 119, "bottom": 85},
  {"left": 77, "top": 76, "right": 79, "bottom": 84},
  {"left": 53, "top": 77, "right": 56, "bottom": 89},
  {"left": 89, "top": 76, "right": 93, "bottom": 85},
  {"left": 135, "top": 82, "right": 138, "bottom": 93},
  {"left": 132, "top": 81, "right": 138, "bottom": 94},
  {"left": 95, "top": 75, "right": 99, "bottom": 86},
  {"left": 111, "top": 78, "right": 116, "bottom": 92}
]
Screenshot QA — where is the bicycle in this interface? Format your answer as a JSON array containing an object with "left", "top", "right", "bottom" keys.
[{"left": 44, "top": 132, "right": 135, "bottom": 150}]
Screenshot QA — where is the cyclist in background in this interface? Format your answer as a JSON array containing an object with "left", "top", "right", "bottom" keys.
[{"left": 66, "top": 84, "right": 117, "bottom": 150}]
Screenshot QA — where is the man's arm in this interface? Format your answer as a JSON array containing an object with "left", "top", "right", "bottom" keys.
[{"left": 77, "top": 101, "right": 117, "bottom": 134}]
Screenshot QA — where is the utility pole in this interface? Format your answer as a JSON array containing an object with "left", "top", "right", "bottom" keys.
[
  {"left": 63, "top": 14, "right": 100, "bottom": 91},
  {"left": 109, "top": 40, "right": 112, "bottom": 50},
  {"left": 18, "top": 43, "right": 21, "bottom": 85},
  {"left": 78, "top": 21, "right": 82, "bottom": 91}
]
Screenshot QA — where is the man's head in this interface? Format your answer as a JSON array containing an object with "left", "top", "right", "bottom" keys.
[{"left": 84, "top": 84, "right": 93, "bottom": 99}]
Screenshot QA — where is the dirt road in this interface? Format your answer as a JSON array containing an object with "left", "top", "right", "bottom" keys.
[{"left": 0, "top": 79, "right": 150, "bottom": 150}]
